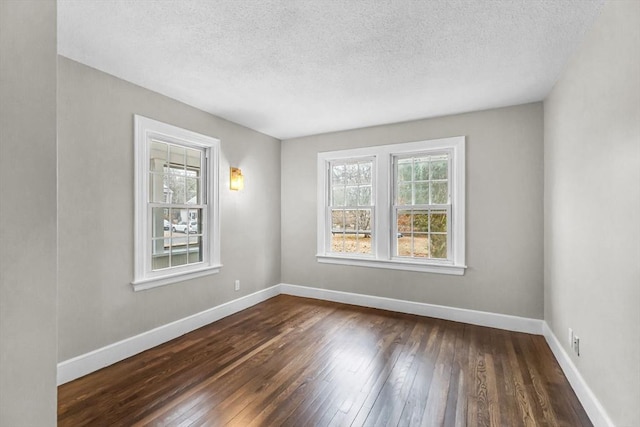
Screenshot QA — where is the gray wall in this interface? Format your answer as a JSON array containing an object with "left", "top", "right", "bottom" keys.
[
  {"left": 0, "top": 1, "right": 58, "bottom": 425},
  {"left": 57, "top": 57, "right": 281, "bottom": 361},
  {"left": 282, "top": 103, "right": 544, "bottom": 319},
  {"left": 544, "top": 1, "right": 640, "bottom": 425}
]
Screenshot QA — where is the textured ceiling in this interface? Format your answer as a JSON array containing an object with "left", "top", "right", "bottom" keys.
[{"left": 58, "top": 0, "right": 604, "bottom": 139}]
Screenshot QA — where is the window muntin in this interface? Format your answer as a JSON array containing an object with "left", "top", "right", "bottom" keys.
[
  {"left": 329, "top": 158, "right": 374, "bottom": 255},
  {"left": 317, "top": 136, "right": 465, "bottom": 275},
  {"left": 394, "top": 153, "right": 451, "bottom": 261},
  {"left": 134, "top": 115, "right": 220, "bottom": 290}
]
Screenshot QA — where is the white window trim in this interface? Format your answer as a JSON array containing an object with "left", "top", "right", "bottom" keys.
[
  {"left": 133, "top": 115, "right": 222, "bottom": 291},
  {"left": 317, "top": 136, "right": 466, "bottom": 275}
]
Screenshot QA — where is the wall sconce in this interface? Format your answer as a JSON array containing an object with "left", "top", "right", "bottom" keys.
[{"left": 230, "top": 167, "right": 244, "bottom": 191}]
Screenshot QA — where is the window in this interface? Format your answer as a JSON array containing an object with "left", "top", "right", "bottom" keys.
[
  {"left": 317, "top": 136, "right": 465, "bottom": 275},
  {"left": 394, "top": 153, "right": 450, "bottom": 260},
  {"left": 329, "top": 158, "right": 374, "bottom": 255},
  {"left": 133, "top": 115, "right": 221, "bottom": 290}
]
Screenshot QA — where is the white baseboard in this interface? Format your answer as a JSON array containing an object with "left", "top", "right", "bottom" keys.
[
  {"left": 279, "top": 283, "right": 543, "bottom": 335},
  {"left": 542, "top": 322, "right": 614, "bottom": 427},
  {"left": 57, "top": 285, "right": 280, "bottom": 385}
]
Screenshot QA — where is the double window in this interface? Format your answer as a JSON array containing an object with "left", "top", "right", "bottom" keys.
[
  {"left": 317, "top": 136, "right": 466, "bottom": 275},
  {"left": 133, "top": 116, "right": 221, "bottom": 290}
]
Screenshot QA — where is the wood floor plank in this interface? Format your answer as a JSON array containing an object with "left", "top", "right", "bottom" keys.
[
  {"left": 445, "top": 323, "right": 468, "bottom": 427},
  {"left": 58, "top": 295, "right": 592, "bottom": 427},
  {"left": 420, "top": 321, "right": 457, "bottom": 426},
  {"left": 398, "top": 321, "right": 444, "bottom": 426},
  {"left": 503, "top": 331, "right": 540, "bottom": 427},
  {"left": 490, "top": 328, "right": 520, "bottom": 427}
]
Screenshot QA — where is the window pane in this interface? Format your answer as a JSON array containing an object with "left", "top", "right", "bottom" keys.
[
  {"left": 398, "top": 160, "right": 412, "bottom": 181},
  {"left": 355, "top": 237, "right": 372, "bottom": 254},
  {"left": 359, "top": 185, "right": 371, "bottom": 206},
  {"left": 430, "top": 181, "right": 448, "bottom": 204},
  {"left": 430, "top": 211, "right": 447, "bottom": 233},
  {"left": 188, "top": 248, "right": 202, "bottom": 264},
  {"left": 187, "top": 236, "right": 203, "bottom": 264},
  {"left": 170, "top": 234, "right": 188, "bottom": 268},
  {"left": 397, "top": 234, "right": 412, "bottom": 257},
  {"left": 332, "top": 164, "right": 345, "bottom": 185},
  {"left": 168, "top": 209, "right": 181, "bottom": 230},
  {"left": 151, "top": 237, "right": 170, "bottom": 257},
  {"left": 430, "top": 157, "right": 448, "bottom": 180},
  {"left": 169, "top": 145, "right": 186, "bottom": 169},
  {"left": 169, "top": 174, "right": 186, "bottom": 204},
  {"left": 152, "top": 207, "right": 169, "bottom": 238},
  {"left": 346, "top": 186, "right": 358, "bottom": 206},
  {"left": 345, "top": 163, "right": 358, "bottom": 185},
  {"left": 430, "top": 234, "right": 447, "bottom": 259},
  {"left": 414, "top": 158, "right": 429, "bottom": 181},
  {"left": 188, "top": 209, "right": 201, "bottom": 234},
  {"left": 331, "top": 210, "right": 345, "bottom": 232},
  {"left": 163, "top": 174, "right": 173, "bottom": 203},
  {"left": 186, "top": 177, "right": 199, "bottom": 204},
  {"left": 355, "top": 209, "right": 373, "bottom": 254},
  {"left": 186, "top": 148, "right": 201, "bottom": 169},
  {"left": 414, "top": 182, "right": 429, "bottom": 204},
  {"left": 332, "top": 186, "right": 345, "bottom": 206},
  {"left": 170, "top": 209, "right": 190, "bottom": 234},
  {"left": 358, "top": 162, "right": 372, "bottom": 183},
  {"left": 151, "top": 239, "right": 170, "bottom": 270},
  {"left": 149, "top": 141, "right": 168, "bottom": 171},
  {"left": 170, "top": 251, "right": 188, "bottom": 267},
  {"left": 413, "top": 211, "right": 429, "bottom": 232},
  {"left": 397, "top": 210, "right": 412, "bottom": 233},
  {"left": 344, "top": 210, "right": 357, "bottom": 231},
  {"left": 149, "top": 172, "right": 169, "bottom": 203},
  {"left": 356, "top": 242, "right": 372, "bottom": 254},
  {"left": 397, "top": 183, "right": 412, "bottom": 205},
  {"left": 413, "top": 233, "right": 429, "bottom": 258},
  {"left": 357, "top": 209, "right": 372, "bottom": 233},
  {"left": 331, "top": 233, "right": 345, "bottom": 253}
]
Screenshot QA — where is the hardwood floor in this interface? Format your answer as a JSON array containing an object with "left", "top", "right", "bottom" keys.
[{"left": 58, "top": 295, "right": 592, "bottom": 426}]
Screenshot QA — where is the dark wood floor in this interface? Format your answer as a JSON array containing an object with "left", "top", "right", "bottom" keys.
[{"left": 58, "top": 295, "right": 592, "bottom": 426}]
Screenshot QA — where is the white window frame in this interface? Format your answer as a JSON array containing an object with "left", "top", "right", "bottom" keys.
[
  {"left": 133, "top": 115, "right": 221, "bottom": 291},
  {"left": 317, "top": 136, "right": 466, "bottom": 275}
]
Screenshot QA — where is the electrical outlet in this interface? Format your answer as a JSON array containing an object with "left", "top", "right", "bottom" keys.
[
  {"left": 573, "top": 336, "right": 580, "bottom": 356},
  {"left": 568, "top": 328, "right": 574, "bottom": 347},
  {"left": 234, "top": 279, "right": 240, "bottom": 291}
]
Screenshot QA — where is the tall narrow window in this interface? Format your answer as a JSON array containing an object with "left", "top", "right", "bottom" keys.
[
  {"left": 134, "top": 116, "right": 221, "bottom": 290},
  {"left": 394, "top": 153, "right": 450, "bottom": 261},
  {"left": 149, "top": 141, "right": 205, "bottom": 270},
  {"left": 329, "top": 158, "right": 374, "bottom": 255}
]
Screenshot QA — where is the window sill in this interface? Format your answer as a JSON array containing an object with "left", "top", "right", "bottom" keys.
[
  {"left": 316, "top": 255, "right": 466, "bottom": 275},
  {"left": 132, "top": 264, "right": 223, "bottom": 292}
]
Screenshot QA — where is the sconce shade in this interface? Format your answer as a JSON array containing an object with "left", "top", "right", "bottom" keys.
[{"left": 230, "top": 167, "right": 244, "bottom": 191}]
